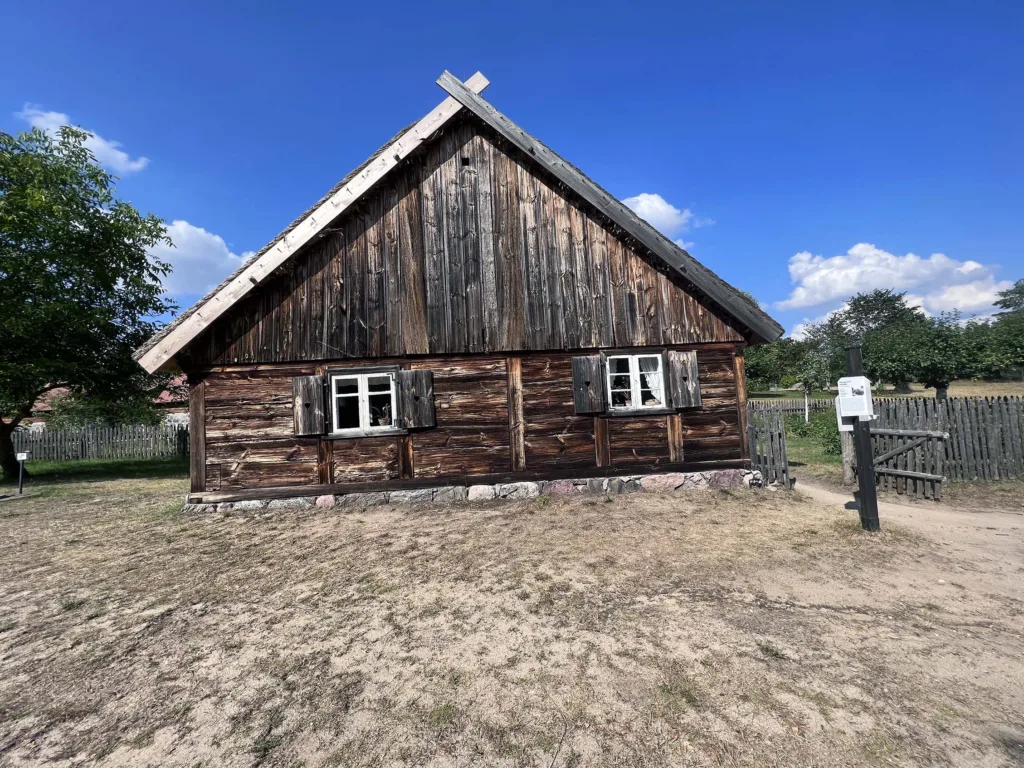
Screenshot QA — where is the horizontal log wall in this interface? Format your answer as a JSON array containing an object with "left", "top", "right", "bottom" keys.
[
  {"left": 195, "top": 345, "right": 744, "bottom": 493},
  {"left": 180, "top": 117, "right": 744, "bottom": 368}
]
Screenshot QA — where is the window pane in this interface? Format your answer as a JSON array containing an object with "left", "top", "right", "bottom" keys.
[
  {"left": 334, "top": 377, "right": 358, "bottom": 396},
  {"left": 638, "top": 357, "right": 663, "bottom": 407},
  {"left": 368, "top": 393, "right": 394, "bottom": 427},
  {"left": 609, "top": 357, "right": 631, "bottom": 375},
  {"left": 639, "top": 387, "right": 663, "bottom": 407},
  {"left": 367, "top": 374, "right": 391, "bottom": 393},
  {"left": 611, "top": 389, "right": 632, "bottom": 408},
  {"left": 610, "top": 374, "right": 631, "bottom": 391},
  {"left": 335, "top": 396, "right": 360, "bottom": 429}
]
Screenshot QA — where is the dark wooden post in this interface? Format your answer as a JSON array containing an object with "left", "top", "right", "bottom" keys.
[
  {"left": 845, "top": 346, "right": 880, "bottom": 531},
  {"left": 188, "top": 376, "right": 206, "bottom": 495}
]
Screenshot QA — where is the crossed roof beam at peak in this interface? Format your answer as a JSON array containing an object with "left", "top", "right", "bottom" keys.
[{"left": 136, "top": 70, "right": 782, "bottom": 374}]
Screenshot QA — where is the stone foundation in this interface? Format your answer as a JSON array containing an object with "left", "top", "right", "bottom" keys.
[{"left": 184, "top": 469, "right": 762, "bottom": 514}]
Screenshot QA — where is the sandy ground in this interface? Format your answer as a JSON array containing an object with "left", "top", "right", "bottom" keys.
[{"left": 0, "top": 476, "right": 1022, "bottom": 767}]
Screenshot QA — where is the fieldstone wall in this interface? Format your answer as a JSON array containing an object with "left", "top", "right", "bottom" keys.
[{"left": 184, "top": 468, "right": 762, "bottom": 514}]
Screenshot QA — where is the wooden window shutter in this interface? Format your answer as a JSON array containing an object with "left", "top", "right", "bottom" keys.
[
  {"left": 571, "top": 355, "right": 606, "bottom": 414},
  {"left": 665, "top": 350, "right": 702, "bottom": 409},
  {"left": 397, "top": 370, "right": 436, "bottom": 429},
  {"left": 292, "top": 375, "right": 326, "bottom": 435}
]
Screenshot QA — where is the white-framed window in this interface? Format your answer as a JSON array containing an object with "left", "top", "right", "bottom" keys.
[
  {"left": 330, "top": 371, "right": 397, "bottom": 435},
  {"left": 606, "top": 354, "right": 665, "bottom": 411}
]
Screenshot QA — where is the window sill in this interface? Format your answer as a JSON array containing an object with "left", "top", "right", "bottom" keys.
[
  {"left": 604, "top": 408, "right": 677, "bottom": 418},
  {"left": 325, "top": 428, "right": 407, "bottom": 440}
]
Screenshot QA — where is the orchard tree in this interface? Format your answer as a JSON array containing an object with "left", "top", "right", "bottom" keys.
[
  {"left": 0, "top": 126, "right": 173, "bottom": 479},
  {"left": 994, "top": 278, "right": 1024, "bottom": 316}
]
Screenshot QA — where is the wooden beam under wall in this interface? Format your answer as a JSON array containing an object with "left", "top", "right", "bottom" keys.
[
  {"left": 667, "top": 413, "right": 684, "bottom": 463},
  {"left": 594, "top": 417, "right": 611, "bottom": 467},
  {"left": 188, "top": 377, "right": 206, "bottom": 493},
  {"left": 733, "top": 346, "right": 750, "bottom": 461},
  {"left": 507, "top": 357, "right": 526, "bottom": 470},
  {"left": 318, "top": 439, "right": 334, "bottom": 484}
]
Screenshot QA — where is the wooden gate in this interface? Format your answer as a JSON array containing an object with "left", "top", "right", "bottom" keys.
[
  {"left": 746, "top": 405, "right": 790, "bottom": 487},
  {"left": 870, "top": 426, "right": 948, "bottom": 500}
]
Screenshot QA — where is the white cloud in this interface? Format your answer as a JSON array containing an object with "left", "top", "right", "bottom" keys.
[
  {"left": 623, "top": 193, "right": 703, "bottom": 237},
  {"left": 149, "top": 220, "right": 251, "bottom": 297},
  {"left": 16, "top": 104, "right": 149, "bottom": 174},
  {"left": 776, "top": 243, "right": 1012, "bottom": 316}
]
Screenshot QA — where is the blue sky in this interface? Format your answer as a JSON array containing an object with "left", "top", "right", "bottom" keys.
[{"left": 3, "top": 0, "right": 1021, "bottom": 336}]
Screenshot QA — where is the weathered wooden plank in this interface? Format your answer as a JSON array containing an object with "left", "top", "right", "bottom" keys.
[
  {"left": 365, "top": 194, "right": 386, "bottom": 357},
  {"left": 585, "top": 216, "right": 614, "bottom": 348},
  {"left": 292, "top": 375, "right": 325, "bottom": 436},
  {"left": 422, "top": 135, "right": 448, "bottom": 354},
  {"left": 516, "top": 157, "right": 547, "bottom": 349},
  {"left": 733, "top": 349, "right": 749, "bottom": 460},
  {"left": 207, "top": 438, "right": 319, "bottom": 464},
  {"left": 568, "top": 203, "right": 595, "bottom": 348},
  {"left": 440, "top": 129, "right": 467, "bottom": 353},
  {"left": 608, "top": 416, "right": 670, "bottom": 468},
  {"left": 571, "top": 355, "right": 605, "bottom": 414},
  {"left": 666, "top": 350, "right": 701, "bottom": 409},
  {"left": 396, "top": 170, "right": 428, "bottom": 355},
  {"left": 345, "top": 208, "right": 367, "bottom": 357},
  {"left": 333, "top": 437, "right": 400, "bottom": 483},
  {"left": 507, "top": 357, "right": 526, "bottom": 470},
  {"left": 667, "top": 412, "right": 684, "bottom": 463},
  {"left": 456, "top": 123, "right": 483, "bottom": 352},
  {"left": 594, "top": 416, "right": 611, "bottom": 467},
  {"left": 491, "top": 146, "right": 526, "bottom": 349},
  {"left": 472, "top": 132, "right": 499, "bottom": 350},
  {"left": 383, "top": 179, "right": 403, "bottom": 357},
  {"left": 397, "top": 369, "right": 436, "bottom": 429},
  {"left": 189, "top": 378, "right": 206, "bottom": 493},
  {"left": 552, "top": 187, "right": 579, "bottom": 348}
]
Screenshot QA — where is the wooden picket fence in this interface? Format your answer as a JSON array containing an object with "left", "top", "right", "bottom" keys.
[
  {"left": 746, "top": 405, "right": 790, "bottom": 487},
  {"left": 13, "top": 424, "right": 189, "bottom": 462},
  {"left": 872, "top": 397, "right": 1024, "bottom": 492},
  {"left": 750, "top": 398, "right": 834, "bottom": 415}
]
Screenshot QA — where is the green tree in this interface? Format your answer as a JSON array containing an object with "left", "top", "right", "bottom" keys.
[
  {"left": 744, "top": 342, "right": 782, "bottom": 391},
  {"left": 843, "top": 289, "right": 926, "bottom": 340},
  {"left": 841, "top": 290, "right": 925, "bottom": 391},
  {"left": 866, "top": 313, "right": 978, "bottom": 399},
  {"left": 994, "top": 278, "right": 1024, "bottom": 316},
  {"left": 0, "top": 126, "right": 173, "bottom": 479}
]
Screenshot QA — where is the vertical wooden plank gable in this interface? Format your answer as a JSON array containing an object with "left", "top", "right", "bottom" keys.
[{"left": 397, "top": 168, "right": 429, "bottom": 355}]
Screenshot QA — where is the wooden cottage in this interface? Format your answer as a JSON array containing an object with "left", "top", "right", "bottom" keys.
[{"left": 135, "top": 71, "right": 784, "bottom": 504}]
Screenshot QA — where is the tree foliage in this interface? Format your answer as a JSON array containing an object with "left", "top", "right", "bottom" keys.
[
  {"left": 0, "top": 126, "right": 173, "bottom": 477},
  {"left": 747, "top": 285, "right": 1024, "bottom": 397}
]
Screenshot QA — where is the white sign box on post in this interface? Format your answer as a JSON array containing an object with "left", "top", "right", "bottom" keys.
[
  {"left": 16, "top": 452, "right": 29, "bottom": 462},
  {"left": 836, "top": 376, "right": 874, "bottom": 420}
]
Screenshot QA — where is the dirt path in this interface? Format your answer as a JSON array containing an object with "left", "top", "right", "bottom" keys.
[{"left": 795, "top": 479, "right": 1023, "bottom": 558}]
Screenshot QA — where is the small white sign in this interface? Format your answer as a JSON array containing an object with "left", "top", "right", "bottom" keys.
[
  {"left": 16, "top": 452, "right": 29, "bottom": 462},
  {"left": 836, "top": 375, "right": 873, "bottom": 419}
]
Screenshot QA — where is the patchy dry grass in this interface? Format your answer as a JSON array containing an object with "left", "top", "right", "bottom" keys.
[{"left": 0, "top": 474, "right": 1022, "bottom": 766}]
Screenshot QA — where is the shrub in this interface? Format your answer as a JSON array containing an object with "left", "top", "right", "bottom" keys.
[{"left": 786, "top": 411, "right": 841, "bottom": 456}]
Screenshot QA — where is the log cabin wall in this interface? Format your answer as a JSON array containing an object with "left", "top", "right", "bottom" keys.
[
  {"left": 177, "top": 116, "right": 745, "bottom": 370},
  {"left": 195, "top": 344, "right": 743, "bottom": 495}
]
